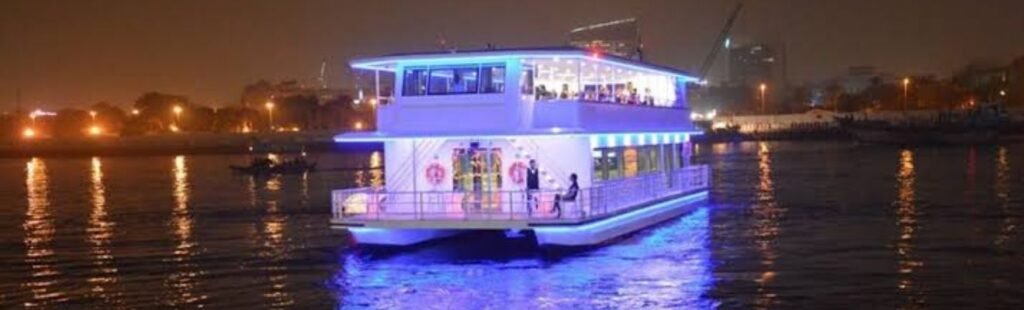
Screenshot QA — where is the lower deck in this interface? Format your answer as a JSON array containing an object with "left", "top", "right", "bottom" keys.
[{"left": 331, "top": 165, "right": 710, "bottom": 246}]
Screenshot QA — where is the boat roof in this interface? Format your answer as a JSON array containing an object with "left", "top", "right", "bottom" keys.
[{"left": 349, "top": 46, "right": 698, "bottom": 81}]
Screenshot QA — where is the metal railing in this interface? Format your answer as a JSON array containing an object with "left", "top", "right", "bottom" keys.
[{"left": 332, "top": 165, "right": 709, "bottom": 223}]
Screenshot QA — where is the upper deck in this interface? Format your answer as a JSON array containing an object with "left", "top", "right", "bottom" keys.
[{"left": 348, "top": 47, "right": 700, "bottom": 136}]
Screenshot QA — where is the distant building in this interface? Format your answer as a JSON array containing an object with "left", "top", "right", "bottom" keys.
[
  {"left": 953, "top": 62, "right": 1009, "bottom": 104},
  {"left": 568, "top": 18, "right": 642, "bottom": 59},
  {"left": 727, "top": 44, "right": 775, "bottom": 86},
  {"left": 1008, "top": 56, "right": 1024, "bottom": 107},
  {"left": 840, "top": 66, "right": 878, "bottom": 94}
]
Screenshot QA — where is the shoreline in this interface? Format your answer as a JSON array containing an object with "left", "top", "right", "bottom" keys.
[{"left": 0, "top": 131, "right": 382, "bottom": 158}]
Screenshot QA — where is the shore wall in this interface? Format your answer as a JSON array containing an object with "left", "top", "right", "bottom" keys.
[{"left": 714, "top": 108, "right": 1024, "bottom": 134}]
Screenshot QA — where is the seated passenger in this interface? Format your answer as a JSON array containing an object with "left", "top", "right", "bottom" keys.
[{"left": 553, "top": 173, "right": 580, "bottom": 219}]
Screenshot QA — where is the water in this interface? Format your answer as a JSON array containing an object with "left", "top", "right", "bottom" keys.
[{"left": 0, "top": 142, "right": 1022, "bottom": 309}]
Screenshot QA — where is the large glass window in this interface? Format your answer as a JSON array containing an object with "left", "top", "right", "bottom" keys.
[
  {"left": 403, "top": 67, "right": 428, "bottom": 96},
  {"left": 593, "top": 144, "right": 680, "bottom": 182},
  {"left": 480, "top": 64, "right": 506, "bottom": 94},
  {"left": 428, "top": 66, "right": 479, "bottom": 95},
  {"left": 402, "top": 63, "right": 509, "bottom": 96}
]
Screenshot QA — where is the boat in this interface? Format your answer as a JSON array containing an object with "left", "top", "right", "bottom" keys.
[
  {"left": 837, "top": 105, "right": 1015, "bottom": 145},
  {"left": 230, "top": 156, "right": 316, "bottom": 175},
  {"left": 330, "top": 47, "right": 710, "bottom": 247}
]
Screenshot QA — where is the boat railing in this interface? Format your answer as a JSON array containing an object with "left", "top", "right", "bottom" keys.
[{"left": 332, "top": 165, "right": 709, "bottom": 223}]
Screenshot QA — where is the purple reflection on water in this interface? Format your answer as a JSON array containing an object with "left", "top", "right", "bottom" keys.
[{"left": 330, "top": 207, "right": 714, "bottom": 309}]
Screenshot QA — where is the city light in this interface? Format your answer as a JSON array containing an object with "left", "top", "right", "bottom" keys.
[
  {"left": 131, "top": 109, "right": 140, "bottom": 116},
  {"left": 169, "top": 124, "right": 180, "bottom": 133},
  {"left": 172, "top": 105, "right": 183, "bottom": 115},
  {"left": 22, "top": 128, "right": 36, "bottom": 139},
  {"left": 265, "top": 101, "right": 275, "bottom": 129},
  {"left": 88, "top": 125, "right": 103, "bottom": 136},
  {"left": 902, "top": 78, "right": 911, "bottom": 110},
  {"left": 759, "top": 83, "right": 767, "bottom": 114}
]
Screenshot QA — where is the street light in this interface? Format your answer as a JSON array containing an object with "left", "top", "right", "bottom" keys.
[
  {"left": 22, "top": 128, "right": 36, "bottom": 139},
  {"left": 759, "top": 83, "right": 767, "bottom": 114},
  {"left": 902, "top": 78, "right": 911, "bottom": 110},
  {"left": 172, "top": 105, "right": 183, "bottom": 131},
  {"left": 265, "top": 101, "right": 275, "bottom": 130},
  {"left": 89, "top": 110, "right": 97, "bottom": 121},
  {"left": 131, "top": 108, "right": 140, "bottom": 116}
]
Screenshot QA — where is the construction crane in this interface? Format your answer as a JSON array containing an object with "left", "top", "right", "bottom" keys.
[{"left": 696, "top": 0, "right": 745, "bottom": 81}]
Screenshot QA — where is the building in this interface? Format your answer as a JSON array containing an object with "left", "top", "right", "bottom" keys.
[
  {"left": 331, "top": 47, "right": 710, "bottom": 247},
  {"left": 1010, "top": 56, "right": 1024, "bottom": 107},
  {"left": 728, "top": 44, "right": 775, "bottom": 86},
  {"left": 568, "top": 18, "right": 642, "bottom": 59},
  {"left": 953, "top": 62, "right": 1009, "bottom": 104}
]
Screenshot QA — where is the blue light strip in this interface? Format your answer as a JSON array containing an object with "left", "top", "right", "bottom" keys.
[
  {"left": 532, "top": 190, "right": 709, "bottom": 234},
  {"left": 334, "top": 130, "right": 701, "bottom": 144}
]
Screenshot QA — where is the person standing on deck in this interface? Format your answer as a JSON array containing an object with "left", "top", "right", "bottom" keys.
[{"left": 526, "top": 160, "right": 540, "bottom": 216}]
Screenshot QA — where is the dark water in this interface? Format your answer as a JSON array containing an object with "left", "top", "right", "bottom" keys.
[{"left": 1, "top": 142, "right": 1022, "bottom": 309}]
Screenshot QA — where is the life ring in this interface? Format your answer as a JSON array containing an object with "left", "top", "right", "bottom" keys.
[
  {"left": 508, "top": 161, "right": 527, "bottom": 185},
  {"left": 425, "top": 163, "right": 446, "bottom": 186}
]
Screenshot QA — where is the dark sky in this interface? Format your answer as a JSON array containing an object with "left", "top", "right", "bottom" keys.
[{"left": 2, "top": 0, "right": 1023, "bottom": 109}]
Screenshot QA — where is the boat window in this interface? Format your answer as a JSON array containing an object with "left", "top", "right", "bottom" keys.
[
  {"left": 403, "top": 67, "right": 428, "bottom": 96},
  {"left": 593, "top": 144, "right": 678, "bottom": 182},
  {"left": 480, "top": 64, "right": 506, "bottom": 94},
  {"left": 428, "top": 66, "right": 479, "bottom": 95}
]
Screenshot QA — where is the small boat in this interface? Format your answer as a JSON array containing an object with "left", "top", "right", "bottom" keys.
[{"left": 230, "top": 157, "right": 316, "bottom": 175}]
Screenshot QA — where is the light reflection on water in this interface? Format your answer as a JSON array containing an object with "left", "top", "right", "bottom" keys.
[
  {"left": 994, "top": 147, "right": 1013, "bottom": 249},
  {"left": 332, "top": 207, "right": 715, "bottom": 309},
  {"left": 261, "top": 175, "right": 295, "bottom": 308},
  {"left": 752, "top": 142, "right": 781, "bottom": 309},
  {"left": 166, "top": 155, "right": 205, "bottom": 306},
  {"left": 87, "top": 157, "right": 121, "bottom": 305},
  {"left": 895, "top": 149, "right": 923, "bottom": 307},
  {"left": 22, "top": 158, "right": 64, "bottom": 307}
]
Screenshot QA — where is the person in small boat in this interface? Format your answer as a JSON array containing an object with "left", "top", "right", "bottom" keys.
[
  {"left": 250, "top": 157, "right": 273, "bottom": 169},
  {"left": 553, "top": 173, "right": 579, "bottom": 219}
]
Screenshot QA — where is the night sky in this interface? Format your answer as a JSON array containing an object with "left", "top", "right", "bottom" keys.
[{"left": 2, "top": 0, "right": 1022, "bottom": 109}]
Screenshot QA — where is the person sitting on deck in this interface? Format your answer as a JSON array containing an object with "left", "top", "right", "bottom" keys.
[{"left": 553, "top": 173, "right": 579, "bottom": 219}]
